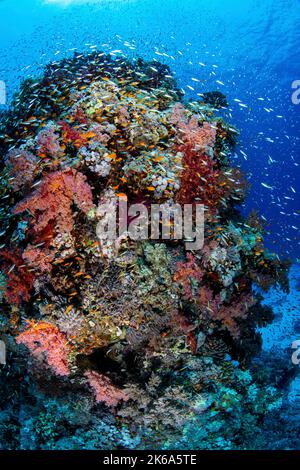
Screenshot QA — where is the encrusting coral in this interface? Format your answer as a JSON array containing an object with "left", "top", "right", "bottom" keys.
[{"left": 0, "top": 52, "right": 291, "bottom": 449}]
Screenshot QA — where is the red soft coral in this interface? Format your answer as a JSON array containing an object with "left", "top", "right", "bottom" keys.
[
  {"left": 176, "top": 143, "right": 224, "bottom": 209},
  {"left": 0, "top": 249, "right": 35, "bottom": 306},
  {"left": 16, "top": 322, "right": 70, "bottom": 376},
  {"left": 84, "top": 370, "right": 129, "bottom": 407},
  {"left": 214, "top": 294, "right": 256, "bottom": 339},
  {"left": 172, "top": 105, "right": 222, "bottom": 209},
  {"left": 59, "top": 121, "right": 88, "bottom": 148},
  {"left": 169, "top": 312, "right": 197, "bottom": 354},
  {"left": 174, "top": 253, "right": 203, "bottom": 300}
]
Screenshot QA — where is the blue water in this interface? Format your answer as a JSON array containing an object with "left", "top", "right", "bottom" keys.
[{"left": 0, "top": 0, "right": 299, "bottom": 260}]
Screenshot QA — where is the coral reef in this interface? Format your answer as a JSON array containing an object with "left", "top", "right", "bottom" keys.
[{"left": 0, "top": 52, "right": 291, "bottom": 450}]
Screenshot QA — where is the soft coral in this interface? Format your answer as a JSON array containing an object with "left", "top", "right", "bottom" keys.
[
  {"left": 13, "top": 168, "right": 94, "bottom": 275},
  {"left": 14, "top": 168, "right": 94, "bottom": 235},
  {"left": 16, "top": 321, "right": 71, "bottom": 376},
  {"left": 174, "top": 253, "right": 203, "bottom": 300},
  {"left": 199, "top": 286, "right": 256, "bottom": 339},
  {"left": 176, "top": 143, "right": 224, "bottom": 209},
  {"left": 84, "top": 370, "right": 129, "bottom": 407}
]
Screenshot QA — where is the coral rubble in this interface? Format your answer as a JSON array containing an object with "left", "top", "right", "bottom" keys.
[{"left": 0, "top": 52, "right": 291, "bottom": 449}]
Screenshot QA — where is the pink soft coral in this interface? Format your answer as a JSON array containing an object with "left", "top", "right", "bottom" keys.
[
  {"left": 14, "top": 168, "right": 94, "bottom": 235},
  {"left": 36, "top": 124, "right": 61, "bottom": 157},
  {"left": 5, "top": 149, "right": 38, "bottom": 192},
  {"left": 22, "top": 244, "right": 55, "bottom": 273},
  {"left": 170, "top": 103, "right": 187, "bottom": 126},
  {"left": 180, "top": 118, "right": 216, "bottom": 152},
  {"left": 199, "top": 287, "right": 256, "bottom": 339},
  {"left": 84, "top": 370, "right": 128, "bottom": 407},
  {"left": 171, "top": 103, "right": 216, "bottom": 152},
  {"left": 16, "top": 322, "right": 70, "bottom": 376}
]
